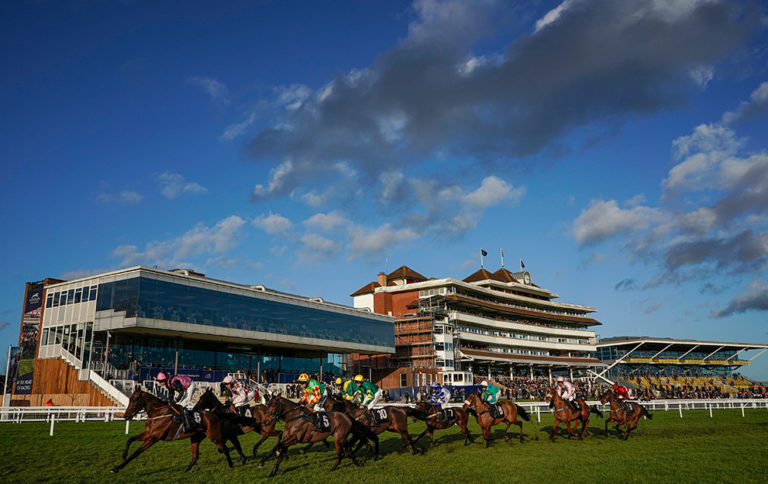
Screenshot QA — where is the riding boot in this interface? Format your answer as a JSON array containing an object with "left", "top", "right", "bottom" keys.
[{"left": 182, "top": 410, "right": 193, "bottom": 433}]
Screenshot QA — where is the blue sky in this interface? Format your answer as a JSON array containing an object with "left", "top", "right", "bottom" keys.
[{"left": 2, "top": 0, "right": 768, "bottom": 380}]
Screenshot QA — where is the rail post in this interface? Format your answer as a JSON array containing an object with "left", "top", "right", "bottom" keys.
[
  {"left": 536, "top": 405, "right": 540, "bottom": 423},
  {"left": 679, "top": 403, "right": 683, "bottom": 418},
  {"left": 49, "top": 415, "right": 55, "bottom": 436},
  {"left": 741, "top": 404, "right": 745, "bottom": 418},
  {"left": 709, "top": 404, "right": 712, "bottom": 418},
  {"left": 125, "top": 419, "right": 130, "bottom": 435}
]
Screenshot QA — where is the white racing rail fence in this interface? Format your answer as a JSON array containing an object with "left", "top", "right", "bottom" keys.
[{"left": 1, "top": 398, "right": 765, "bottom": 435}]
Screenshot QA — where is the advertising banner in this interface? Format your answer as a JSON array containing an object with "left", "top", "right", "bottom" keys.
[{"left": 20, "top": 284, "right": 44, "bottom": 359}]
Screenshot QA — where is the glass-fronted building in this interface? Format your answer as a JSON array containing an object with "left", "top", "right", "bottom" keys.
[{"left": 37, "top": 267, "right": 395, "bottom": 386}]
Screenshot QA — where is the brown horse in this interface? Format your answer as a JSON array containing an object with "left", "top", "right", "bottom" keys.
[
  {"left": 112, "top": 388, "right": 234, "bottom": 473},
  {"left": 599, "top": 389, "right": 653, "bottom": 439},
  {"left": 194, "top": 389, "right": 277, "bottom": 462},
  {"left": 410, "top": 401, "right": 473, "bottom": 448},
  {"left": 324, "top": 396, "right": 420, "bottom": 458},
  {"left": 545, "top": 385, "right": 603, "bottom": 439},
  {"left": 257, "top": 396, "right": 362, "bottom": 477},
  {"left": 463, "top": 392, "right": 530, "bottom": 447}
]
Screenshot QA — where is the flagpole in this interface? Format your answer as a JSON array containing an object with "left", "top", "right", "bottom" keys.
[{"left": 501, "top": 249, "right": 504, "bottom": 268}]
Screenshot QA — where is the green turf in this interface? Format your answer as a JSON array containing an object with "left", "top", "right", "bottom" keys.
[{"left": 1, "top": 408, "right": 767, "bottom": 483}]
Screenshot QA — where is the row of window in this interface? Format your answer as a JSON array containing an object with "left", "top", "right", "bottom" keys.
[
  {"left": 458, "top": 325, "right": 587, "bottom": 345},
  {"left": 452, "top": 289, "right": 589, "bottom": 319},
  {"left": 434, "top": 342, "right": 454, "bottom": 352},
  {"left": 481, "top": 345, "right": 550, "bottom": 357},
  {"left": 41, "top": 322, "right": 94, "bottom": 364},
  {"left": 45, "top": 286, "right": 98, "bottom": 308},
  {"left": 434, "top": 358, "right": 455, "bottom": 368}
]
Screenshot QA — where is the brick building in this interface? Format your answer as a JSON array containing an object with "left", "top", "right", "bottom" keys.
[{"left": 348, "top": 265, "right": 603, "bottom": 389}]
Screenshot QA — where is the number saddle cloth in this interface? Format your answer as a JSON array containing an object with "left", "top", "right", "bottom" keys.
[{"left": 370, "top": 407, "right": 390, "bottom": 426}]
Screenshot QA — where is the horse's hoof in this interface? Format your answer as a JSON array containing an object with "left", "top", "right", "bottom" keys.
[
  {"left": 258, "top": 462, "right": 265, "bottom": 469},
  {"left": 110, "top": 468, "right": 119, "bottom": 474}
]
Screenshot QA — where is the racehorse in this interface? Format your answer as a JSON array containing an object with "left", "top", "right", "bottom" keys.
[
  {"left": 111, "top": 388, "right": 233, "bottom": 473},
  {"left": 545, "top": 385, "right": 603, "bottom": 439},
  {"left": 258, "top": 396, "right": 363, "bottom": 477},
  {"left": 194, "top": 389, "right": 269, "bottom": 463},
  {"left": 463, "top": 391, "right": 530, "bottom": 447},
  {"left": 324, "top": 396, "right": 420, "bottom": 458},
  {"left": 599, "top": 389, "right": 653, "bottom": 439},
  {"left": 410, "top": 401, "right": 473, "bottom": 448}
]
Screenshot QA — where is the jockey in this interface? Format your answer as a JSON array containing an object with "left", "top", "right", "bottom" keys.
[
  {"left": 222, "top": 375, "right": 257, "bottom": 415},
  {"left": 555, "top": 376, "right": 578, "bottom": 412},
  {"left": 613, "top": 383, "right": 630, "bottom": 406},
  {"left": 298, "top": 373, "right": 327, "bottom": 412},
  {"left": 480, "top": 381, "right": 500, "bottom": 404},
  {"left": 156, "top": 372, "right": 196, "bottom": 431},
  {"left": 337, "top": 377, "right": 361, "bottom": 403},
  {"left": 429, "top": 381, "right": 452, "bottom": 421},
  {"left": 357, "top": 374, "right": 382, "bottom": 410}
]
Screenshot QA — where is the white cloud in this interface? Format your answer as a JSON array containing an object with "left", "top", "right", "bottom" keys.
[
  {"left": 663, "top": 123, "right": 741, "bottom": 195},
  {"left": 299, "top": 233, "right": 342, "bottom": 262},
  {"left": 158, "top": 172, "right": 207, "bottom": 199},
  {"left": 220, "top": 113, "right": 257, "bottom": 141},
  {"left": 112, "top": 215, "right": 245, "bottom": 267},
  {"left": 463, "top": 175, "right": 525, "bottom": 209},
  {"left": 252, "top": 212, "right": 293, "bottom": 235},
  {"left": 96, "top": 190, "right": 143, "bottom": 204},
  {"left": 276, "top": 84, "right": 312, "bottom": 111},
  {"left": 188, "top": 76, "right": 230, "bottom": 104},
  {"left": 347, "top": 223, "right": 419, "bottom": 256},
  {"left": 303, "top": 211, "right": 350, "bottom": 233},
  {"left": 252, "top": 160, "right": 294, "bottom": 199},
  {"left": 572, "top": 199, "right": 658, "bottom": 245},
  {"left": 535, "top": 0, "right": 573, "bottom": 32}
]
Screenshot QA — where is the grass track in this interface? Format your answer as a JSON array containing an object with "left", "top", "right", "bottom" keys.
[{"left": 1, "top": 409, "right": 767, "bottom": 483}]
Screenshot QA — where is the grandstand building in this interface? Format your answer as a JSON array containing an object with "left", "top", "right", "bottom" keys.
[
  {"left": 350, "top": 265, "right": 603, "bottom": 389},
  {"left": 596, "top": 336, "right": 767, "bottom": 378},
  {"left": 7, "top": 267, "right": 394, "bottom": 406}
]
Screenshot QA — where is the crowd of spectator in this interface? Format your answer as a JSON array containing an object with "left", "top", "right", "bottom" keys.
[{"left": 619, "top": 371, "right": 766, "bottom": 400}]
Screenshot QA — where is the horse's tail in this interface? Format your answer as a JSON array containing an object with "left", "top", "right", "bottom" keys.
[
  {"left": 589, "top": 405, "right": 604, "bottom": 419},
  {"left": 641, "top": 404, "right": 653, "bottom": 420},
  {"left": 515, "top": 404, "right": 531, "bottom": 422}
]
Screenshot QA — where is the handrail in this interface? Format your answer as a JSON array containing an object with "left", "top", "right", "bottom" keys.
[{"left": 88, "top": 370, "right": 129, "bottom": 407}]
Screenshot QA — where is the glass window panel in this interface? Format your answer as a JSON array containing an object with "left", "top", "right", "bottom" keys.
[
  {"left": 82, "top": 286, "right": 89, "bottom": 301},
  {"left": 67, "top": 289, "right": 75, "bottom": 305},
  {"left": 98, "top": 276, "right": 395, "bottom": 349},
  {"left": 53, "top": 292, "right": 60, "bottom": 307},
  {"left": 74, "top": 288, "right": 82, "bottom": 304},
  {"left": 90, "top": 286, "right": 98, "bottom": 301},
  {"left": 42, "top": 328, "right": 49, "bottom": 346},
  {"left": 46, "top": 294, "right": 53, "bottom": 308},
  {"left": 60, "top": 292, "right": 67, "bottom": 306}
]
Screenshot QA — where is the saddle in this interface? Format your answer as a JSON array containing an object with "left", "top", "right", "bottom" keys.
[
  {"left": 370, "top": 407, "right": 389, "bottom": 426},
  {"left": 236, "top": 405, "right": 253, "bottom": 418},
  {"left": 623, "top": 401, "right": 634, "bottom": 414},
  {"left": 171, "top": 406, "right": 204, "bottom": 435},
  {"left": 313, "top": 411, "right": 331, "bottom": 432},
  {"left": 439, "top": 407, "right": 455, "bottom": 423},
  {"left": 489, "top": 403, "right": 504, "bottom": 419}
]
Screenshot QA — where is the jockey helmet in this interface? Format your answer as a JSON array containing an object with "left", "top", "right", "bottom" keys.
[
  {"left": 556, "top": 376, "right": 564, "bottom": 383},
  {"left": 297, "top": 373, "right": 309, "bottom": 382},
  {"left": 335, "top": 377, "right": 343, "bottom": 385},
  {"left": 613, "top": 383, "right": 620, "bottom": 390},
  {"left": 354, "top": 374, "right": 364, "bottom": 382},
  {"left": 430, "top": 382, "right": 439, "bottom": 388},
  {"left": 156, "top": 372, "right": 167, "bottom": 381},
  {"left": 480, "top": 381, "right": 488, "bottom": 387},
  {"left": 222, "top": 375, "right": 234, "bottom": 384}
]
